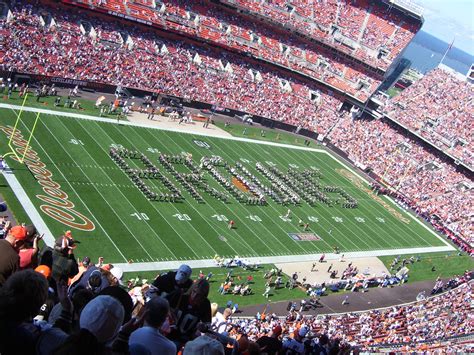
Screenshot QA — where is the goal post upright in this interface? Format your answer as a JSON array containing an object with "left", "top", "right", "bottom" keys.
[{"left": 3, "top": 93, "right": 41, "bottom": 164}]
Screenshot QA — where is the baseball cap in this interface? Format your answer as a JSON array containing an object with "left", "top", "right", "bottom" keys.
[
  {"left": 35, "top": 265, "right": 52, "bottom": 279},
  {"left": 110, "top": 266, "right": 124, "bottom": 285},
  {"left": 80, "top": 295, "right": 124, "bottom": 343},
  {"left": 175, "top": 264, "right": 192, "bottom": 284},
  {"left": 9, "top": 225, "right": 27, "bottom": 240}
]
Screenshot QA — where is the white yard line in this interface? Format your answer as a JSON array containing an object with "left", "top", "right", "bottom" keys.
[
  {"left": 2, "top": 166, "right": 55, "bottom": 246},
  {"left": 116, "top": 245, "right": 455, "bottom": 272},
  {"left": 1, "top": 105, "right": 456, "bottom": 268}
]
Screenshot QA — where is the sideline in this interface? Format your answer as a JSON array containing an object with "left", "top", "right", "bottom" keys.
[
  {"left": 0, "top": 104, "right": 327, "bottom": 153},
  {"left": 116, "top": 246, "right": 454, "bottom": 272},
  {"left": 2, "top": 165, "right": 55, "bottom": 245}
]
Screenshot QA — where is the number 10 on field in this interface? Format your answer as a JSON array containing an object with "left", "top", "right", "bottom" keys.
[{"left": 131, "top": 212, "right": 150, "bottom": 220}]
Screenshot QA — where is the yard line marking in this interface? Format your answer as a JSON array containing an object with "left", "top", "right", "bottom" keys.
[
  {"left": 43, "top": 118, "right": 157, "bottom": 260},
  {"left": 10, "top": 113, "right": 128, "bottom": 262},
  {"left": 165, "top": 130, "right": 305, "bottom": 255},
  {"left": 115, "top": 124, "right": 238, "bottom": 257},
  {"left": 292, "top": 148, "right": 439, "bottom": 249},
  {"left": 217, "top": 135, "right": 340, "bottom": 252},
  {"left": 272, "top": 145, "right": 384, "bottom": 250},
  {"left": 140, "top": 128, "right": 261, "bottom": 255},
  {"left": 85, "top": 119, "right": 197, "bottom": 258}
]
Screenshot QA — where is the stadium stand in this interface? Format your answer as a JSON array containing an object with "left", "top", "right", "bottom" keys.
[
  {"left": 328, "top": 115, "right": 473, "bottom": 249},
  {"left": 216, "top": 0, "right": 422, "bottom": 70},
  {"left": 385, "top": 68, "right": 474, "bottom": 168},
  {"left": 0, "top": 244, "right": 472, "bottom": 354},
  {"left": 1, "top": 2, "right": 345, "bottom": 134},
  {"left": 60, "top": 0, "right": 386, "bottom": 101}
]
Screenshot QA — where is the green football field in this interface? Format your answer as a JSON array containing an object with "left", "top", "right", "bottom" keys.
[{"left": 0, "top": 107, "right": 449, "bottom": 264}]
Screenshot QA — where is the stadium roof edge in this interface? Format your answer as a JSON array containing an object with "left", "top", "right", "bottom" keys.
[{"left": 382, "top": 0, "right": 424, "bottom": 22}]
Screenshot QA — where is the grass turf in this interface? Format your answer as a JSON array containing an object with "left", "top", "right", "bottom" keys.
[
  {"left": 213, "top": 121, "right": 312, "bottom": 147},
  {"left": 379, "top": 252, "right": 474, "bottom": 283},
  {"left": 0, "top": 107, "right": 448, "bottom": 264},
  {"left": 0, "top": 93, "right": 122, "bottom": 119}
]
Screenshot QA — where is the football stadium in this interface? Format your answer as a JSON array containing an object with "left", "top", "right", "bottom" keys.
[{"left": 0, "top": 0, "right": 472, "bottom": 353}]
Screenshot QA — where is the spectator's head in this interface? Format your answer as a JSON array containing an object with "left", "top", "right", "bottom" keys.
[
  {"left": 223, "top": 308, "right": 232, "bottom": 320},
  {"left": 0, "top": 269, "right": 48, "bottom": 323},
  {"left": 109, "top": 266, "right": 124, "bottom": 286},
  {"left": 71, "top": 288, "right": 94, "bottom": 319},
  {"left": 35, "top": 265, "right": 52, "bottom": 280},
  {"left": 183, "top": 335, "right": 225, "bottom": 355},
  {"left": 79, "top": 295, "right": 124, "bottom": 344},
  {"left": 24, "top": 225, "right": 39, "bottom": 240},
  {"left": 271, "top": 325, "right": 282, "bottom": 338},
  {"left": 211, "top": 302, "right": 218, "bottom": 317},
  {"left": 144, "top": 296, "right": 169, "bottom": 328},
  {"left": 5, "top": 225, "right": 27, "bottom": 251},
  {"left": 189, "top": 279, "right": 210, "bottom": 306},
  {"left": 99, "top": 286, "right": 133, "bottom": 323},
  {"left": 175, "top": 264, "right": 192, "bottom": 285},
  {"left": 81, "top": 256, "right": 91, "bottom": 268}
]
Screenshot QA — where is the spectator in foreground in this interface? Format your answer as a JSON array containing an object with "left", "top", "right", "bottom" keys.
[
  {"left": 0, "top": 225, "right": 27, "bottom": 286},
  {"left": 129, "top": 296, "right": 176, "bottom": 355},
  {"left": 0, "top": 269, "right": 49, "bottom": 354},
  {"left": 256, "top": 325, "right": 283, "bottom": 354},
  {"left": 152, "top": 264, "right": 193, "bottom": 297},
  {"left": 166, "top": 278, "right": 212, "bottom": 349},
  {"left": 51, "top": 295, "right": 126, "bottom": 355}
]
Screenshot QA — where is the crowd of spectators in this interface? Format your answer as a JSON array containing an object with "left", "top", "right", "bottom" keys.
[
  {"left": 0, "top": 221, "right": 474, "bottom": 355},
  {"left": 385, "top": 68, "right": 474, "bottom": 168},
  {"left": 0, "top": 220, "right": 472, "bottom": 354},
  {"left": 1, "top": 3, "right": 345, "bottom": 134},
  {"left": 329, "top": 114, "right": 473, "bottom": 249},
  {"left": 68, "top": 0, "right": 382, "bottom": 100},
  {"left": 216, "top": 0, "right": 421, "bottom": 69}
]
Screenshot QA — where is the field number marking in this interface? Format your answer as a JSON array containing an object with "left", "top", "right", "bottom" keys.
[
  {"left": 279, "top": 215, "right": 291, "bottom": 222},
  {"left": 131, "top": 212, "right": 149, "bottom": 220},
  {"left": 70, "top": 139, "right": 84, "bottom": 145},
  {"left": 289, "top": 164, "right": 299, "bottom": 169},
  {"left": 354, "top": 217, "right": 365, "bottom": 223},
  {"left": 266, "top": 161, "right": 276, "bottom": 167},
  {"left": 376, "top": 217, "right": 386, "bottom": 223},
  {"left": 332, "top": 217, "right": 343, "bottom": 223},
  {"left": 240, "top": 158, "right": 250, "bottom": 164},
  {"left": 147, "top": 148, "right": 160, "bottom": 153},
  {"left": 174, "top": 213, "right": 191, "bottom": 221},
  {"left": 246, "top": 215, "right": 262, "bottom": 222},
  {"left": 212, "top": 214, "right": 228, "bottom": 222},
  {"left": 308, "top": 216, "right": 319, "bottom": 222},
  {"left": 110, "top": 143, "right": 124, "bottom": 149},
  {"left": 193, "top": 140, "right": 211, "bottom": 149}
]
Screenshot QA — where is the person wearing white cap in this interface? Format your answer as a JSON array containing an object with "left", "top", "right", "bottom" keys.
[
  {"left": 151, "top": 264, "right": 192, "bottom": 297},
  {"left": 282, "top": 325, "right": 307, "bottom": 354}
]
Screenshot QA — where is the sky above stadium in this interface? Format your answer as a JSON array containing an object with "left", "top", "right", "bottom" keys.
[{"left": 415, "top": 0, "right": 474, "bottom": 54}]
